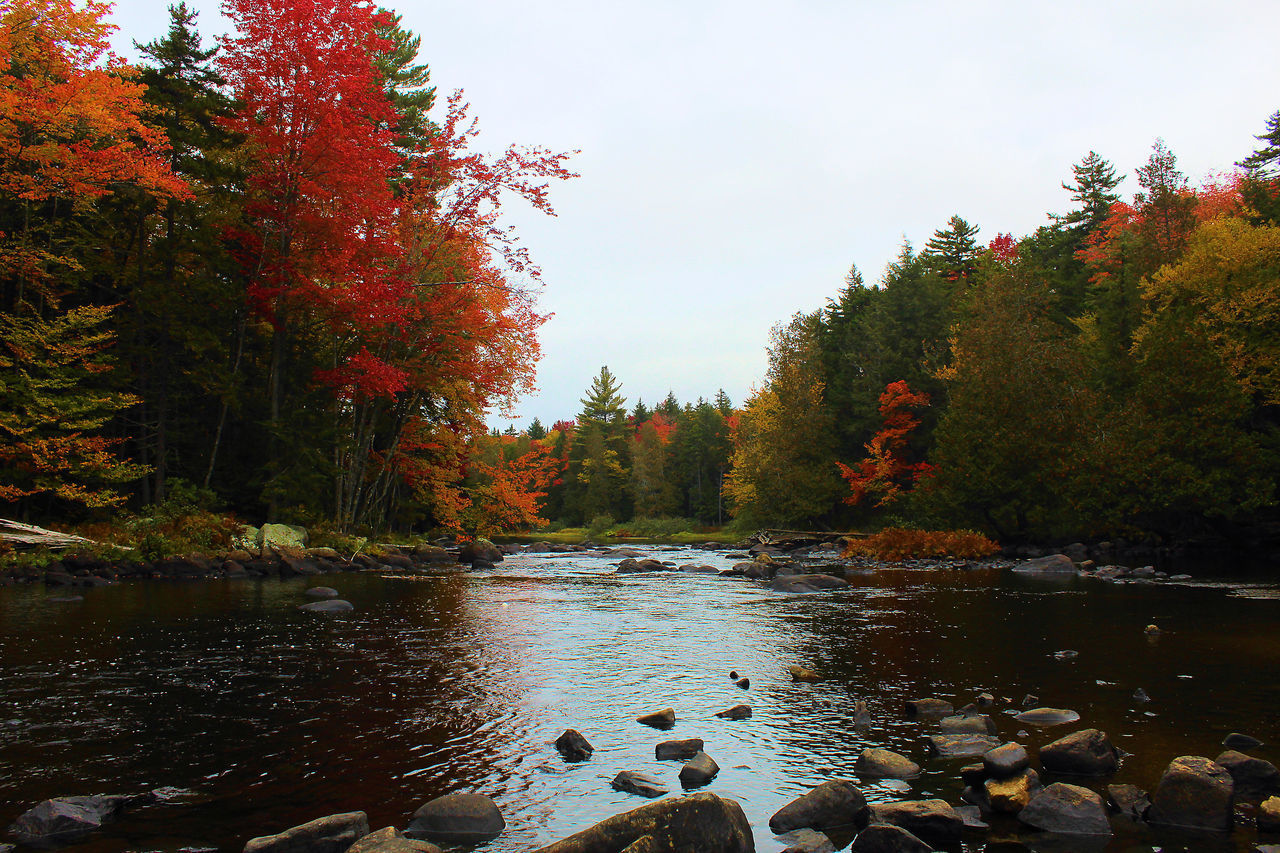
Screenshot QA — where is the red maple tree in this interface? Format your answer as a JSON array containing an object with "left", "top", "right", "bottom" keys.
[{"left": 836, "top": 380, "right": 933, "bottom": 508}]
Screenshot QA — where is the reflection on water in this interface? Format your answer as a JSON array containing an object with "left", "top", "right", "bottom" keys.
[{"left": 0, "top": 548, "right": 1277, "bottom": 852}]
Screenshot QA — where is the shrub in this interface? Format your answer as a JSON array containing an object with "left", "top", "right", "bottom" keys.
[
  {"left": 844, "top": 527, "right": 999, "bottom": 561},
  {"left": 586, "top": 514, "right": 615, "bottom": 538}
]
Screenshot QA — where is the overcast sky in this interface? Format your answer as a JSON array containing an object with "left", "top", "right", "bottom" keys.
[{"left": 108, "top": 0, "right": 1280, "bottom": 430}]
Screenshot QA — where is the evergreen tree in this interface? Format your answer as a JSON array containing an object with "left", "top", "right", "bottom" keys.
[
  {"left": 1058, "top": 151, "right": 1123, "bottom": 235},
  {"left": 1238, "top": 110, "right": 1280, "bottom": 179},
  {"left": 922, "top": 215, "right": 980, "bottom": 281},
  {"left": 527, "top": 417, "right": 546, "bottom": 440},
  {"left": 565, "top": 367, "right": 629, "bottom": 521}
]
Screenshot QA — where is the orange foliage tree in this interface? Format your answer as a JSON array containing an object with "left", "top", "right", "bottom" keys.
[{"left": 836, "top": 380, "right": 933, "bottom": 509}]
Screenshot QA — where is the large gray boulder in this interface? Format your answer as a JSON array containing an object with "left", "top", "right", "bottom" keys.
[
  {"left": 1012, "top": 554, "right": 1077, "bottom": 574},
  {"left": 243, "top": 812, "right": 371, "bottom": 853},
  {"left": 1146, "top": 755, "right": 1234, "bottom": 831},
  {"left": 459, "top": 538, "right": 503, "bottom": 564},
  {"left": 9, "top": 795, "right": 134, "bottom": 845},
  {"left": 769, "top": 779, "right": 869, "bottom": 833},
  {"left": 1214, "top": 749, "right": 1280, "bottom": 799},
  {"left": 258, "top": 523, "right": 308, "bottom": 550},
  {"left": 1018, "top": 783, "right": 1111, "bottom": 835},
  {"left": 855, "top": 748, "right": 920, "bottom": 779},
  {"left": 532, "top": 792, "right": 753, "bottom": 853},
  {"left": 1039, "top": 729, "right": 1119, "bottom": 775},
  {"left": 347, "top": 827, "right": 441, "bottom": 853},
  {"left": 770, "top": 574, "right": 848, "bottom": 593},
  {"left": 404, "top": 793, "right": 504, "bottom": 843},
  {"left": 867, "top": 800, "right": 963, "bottom": 843},
  {"left": 849, "top": 824, "right": 932, "bottom": 853}
]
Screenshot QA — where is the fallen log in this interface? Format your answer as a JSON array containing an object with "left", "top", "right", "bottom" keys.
[{"left": 0, "top": 518, "right": 114, "bottom": 551}]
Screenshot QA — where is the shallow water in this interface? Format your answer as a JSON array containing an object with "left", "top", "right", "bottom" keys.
[{"left": 0, "top": 547, "right": 1277, "bottom": 852}]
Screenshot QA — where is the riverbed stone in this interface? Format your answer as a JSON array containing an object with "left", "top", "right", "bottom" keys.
[
  {"left": 867, "top": 800, "right": 963, "bottom": 843},
  {"left": 1013, "top": 707, "right": 1080, "bottom": 727},
  {"left": 983, "top": 742, "right": 1029, "bottom": 778},
  {"left": 258, "top": 523, "right": 308, "bottom": 550},
  {"left": 927, "top": 734, "right": 1000, "bottom": 758},
  {"left": 848, "top": 824, "right": 931, "bottom": 853},
  {"left": 716, "top": 705, "right": 752, "bottom": 720},
  {"left": 1258, "top": 796, "right": 1280, "bottom": 832},
  {"left": 1012, "top": 554, "right": 1077, "bottom": 574},
  {"left": 458, "top": 538, "right": 503, "bottom": 564},
  {"left": 903, "top": 698, "right": 952, "bottom": 718},
  {"left": 1146, "top": 755, "right": 1235, "bottom": 831},
  {"left": 679, "top": 752, "right": 720, "bottom": 788},
  {"left": 939, "top": 714, "right": 997, "bottom": 735},
  {"left": 611, "top": 772, "right": 668, "bottom": 799},
  {"left": 1223, "top": 732, "right": 1264, "bottom": 750},
  {"left": 532, "top": 792, "right": 752, "bottom": 853},
  {"left": 655, "top": 738, "right": 703, "bottom": 760},
  {"left": 778, "top": 828, "right": 833, "bottom": 853},
  {"left": 769, "top": 779, "right": 869, "bottom": 833},
  {"left": 855, "top": 748, "right": 920, "bottom": 779},
  {"left": 405, "top": 793, "right": 504, "bottom": 843},
  {"left": 853, "top": 700, "right": 871, "bottom": 726},
  {"left": 771, "top": 574, "right": 848, "bottom": 593},
  {"left": 555, "top": 729, "right": 593, "bottom": 761},
  {"left": 1039, "top": 728, "right": 1119, "bottom": 775},
  {"left": 348, "top": 827, "right": 441, "bottom": 853},
  {"left": 298, "top": 599, "right": 354, "bottom": 612},
  {"left": 244, "top": 812, "right": 370, "bottom": 853},
  {"left": 304, "top": 586, "right": 339, "bottom": 599},
  {"left": 9, "top": 795, "right": 134, "bottom": 845},
  {"left": 985, "top": 768, "right": 1040, "bottom": 814},
  {"left": 1106, "top": 783, "right": 1150, "bottom": 821},
  {"left": 788, "top": 665, "right": 822, "bottom": 682},
  {"left": 1215, "top": 749, "right": 1280, "bottom": 799},
  {"left": 1018, "top": 783, "right": 1111, "bottom": 835},
  {"left": 636, "top": 708, "right": 676, "bottom": 728}
]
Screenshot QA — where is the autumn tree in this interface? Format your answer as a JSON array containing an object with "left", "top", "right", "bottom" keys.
[{"left": 836, "top": 380, "right": 933, "bottom": 510}]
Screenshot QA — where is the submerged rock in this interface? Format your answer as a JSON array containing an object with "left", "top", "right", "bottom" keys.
[
  {"left": 1012, "top": 707, "right": 1080, "bottom": 727},
  {"left": 855, "top": 748, "right": 920, "bottom": 779},
  {"left": 347, "top": 827, "right": 441, "bottom": 853},
  {"left": 848, "top": 824, "right": 931, "bottom": 853},
  {"left": 532, "top": 792, "right": 752, "bottom": 853},
  {"left": 1011, "top": 554, "right": 1078, "bottom": 574},
  {"left": 655, "top": 739, "right": 704, "bottom": 761},
  {"left": 716, "top": 705, "right": 752, "bottom": 720},
  {"left": 298, "top": 599, "right": 354, "bottom": 613},
  {"left": 778, "top": 828, "right": 833, "bottom": 853},
  {"left": 304, "top": 586, "right": 339, "bottom": 599},
  {"left": 904, "top": 698, "right": 953, "bottom": 718},
  {"left": 1039, "top": 729, "right": 1119, "bottom": 776},
  {"left": 927, "top": 734, "right": 1000, "bottom": 758},
  {"left": 788, "top": 665, "right": 822, "bottom": 682},
  {"left": 939, "top": 714, "right": 996, "bottom": 735},
  {"left": 244, "top": 812, "right": 371, "bottom": 853},
  {"left": 1105, "top": 783, "right": 1151, "bottom": 821},
  {"left": 769, "top": 779, "right": 869, "bottom": 833},
  {"left": 1018, "top": 783, "right": 1111, "bottom": 835},
  {"left": 611, "top": 772, "right": 669, "bottom": 799},
  {"left": 9, "top": 795, "right": 136, "bottom": 845},
  {"left": 867, "top": 800, "right": 963, "bottom": 843},
  {"left": 404, "top": 793, "right": 504, "bottom": 844},
  {"left": 1215, "top": 749, "right": 1280, "bottom": 799}
]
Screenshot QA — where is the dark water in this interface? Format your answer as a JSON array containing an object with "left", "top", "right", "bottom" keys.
[{"left": 0, "top": 547, "right": 1278, "bottom": 852}]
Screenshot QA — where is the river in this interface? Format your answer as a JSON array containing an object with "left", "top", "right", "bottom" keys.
[{"left": 0, "top": 546, "right": 1278, "bottom": 852}]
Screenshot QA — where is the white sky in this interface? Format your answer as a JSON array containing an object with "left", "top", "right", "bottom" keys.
[{"left": 107, "top": 0, "right": 1280, "bottom": 430}]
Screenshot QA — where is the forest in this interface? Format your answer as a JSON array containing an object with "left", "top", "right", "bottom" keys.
[{"left": 4, "top": 0, "right": 1280, "bottom": 549}]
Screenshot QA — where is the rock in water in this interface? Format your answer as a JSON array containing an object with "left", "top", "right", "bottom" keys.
[
  {"left": 9, "top": 795, "right": 134, "bottom": 845},
  {"left": 927, "top": 734, "right": 1000, "bottom": 758},
  {"left": 982, "top": 742, "right": 1029, "bottom": 778},
  {"left": 849, "top": 824, "right": 931, "bottom": 853},
  {"left": 1146, "top": 755, "right": 1235, "bottom": 831},
  {"left": 778, "top": 828, "right": 833, "bottom": 853},
  {"left": 1214, "top": 749, "right": 1280, "bottom": 799},
  {"left": 1011, "top": 554, "right": 1077, "bottom": 574},
  {"left": 716, "top": 705, "right": 752, "bottom": 720},
  {"left": 1012, "top": 707, "right": 1080, "bottom": 727},
  {"left": 769, "top": 779, "right": 869, "bottom": 833},
  {"left": 532, "top": 792, "right": 752, "bottom": 853},
  {"left": 855, "top": 748, "right": 920, "bottom": 779},
  {"left": 347, "top": 827, "right": 441, "bottom": 853},
  {"left": 636, "top": 708, "right": 676, "bottom": 728},
  {"left": 305, "top": 586, "right": 339, "bottom": 598},
  {"left": 984, "top": 769, "right": 1040, "bottom": 814},
  {"left": 554, "top": 729, "right": 593, "bottom": 761},
  {"left": 867, "top": 800, "right": 963, "bottom": 843},
  {"left": 1222, "top": 732, "right": 1263, "bottom": 750},
  {"left": 852, "top": 700, "right": 871, "bottom": 726},
  {"left": 1017, "top": 783, "right": 1111, "bottom": 835},
  {"left": 679, "top": 752, "right": 720, "bottom": 788},
  {"left": 938, "top": 714, "right": 996, "bottom": 735},
  {"left": 788, "top": 665, "right": 822, "bottom": 682},
  {"left": 243, "top": 812, "right": 371, "bottom": 853},
  {"left": 611, "top": 772, "right": 668, "bottom": 799},
  {"left": 904, "top": 698, "right": 953, "bottom": 718},
  {"left": 655, "top": 739, "right": 704, "bottom": 760},
  {"left": 404, "top": 793, "right": 505, "bottom": 844},
  {"left": 735, "top": 677, "right": 750, "bottom": 689},
  {"left": 1106, "top": 784, "right": 1151, "bottom": 821},
  {"left": 1039, "top": 729, "right": 1119, "bottom": 776},
  {"left": 298, "top": 599, "right": 354, "bottom": 613}
]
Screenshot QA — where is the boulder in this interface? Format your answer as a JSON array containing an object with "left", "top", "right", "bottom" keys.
[
  {"left": 555, "top": 729, "right": 593, "bottom": 761},
  {"left": 244, "top": 812, "right": 371, "bottom": 853},
  {"left": 347, "top": 827, "right": 441, "bottom": 853},
  {"left": 984, "top": 769, "right": 1040, "bottom": 814},
  {"left": 939, "top": 714, "right": 996, "bottom": 735},
  {"left": 655, "top": 739, "right": 703, "bottom": 761},
  {"left": 531, "top": 792, "right": 752, "bottom": 853},
  {"left": 734, "top": 677, "right": 750, "bottom": 689},
  {"left": 636, "top": 708, "right": 676, "bottom": 728},
  {"left": 769, "top": 779, "right": 869, "bottom": 833},
  {"left": 679, "top": 752, "right": 720, "bottom": 788},
  {"left": 1011, "top": 554, "right": 1078, "bottom": 574},
  {"left": 927, "top": 734, "right": 1000, "bottom": 758},
  {"left": 1259, "top": 796, "right": 1280, "bottom": 833},
  {"left": 458, "top": 539, "right": 503, "bottom": 564},
  {"left": 982, "top": 742, "right": 1029, "bottom": 778},
  {"left": 1105, "top": 784, "right": 1150, "bottom": 821},
  {"left": 771, "top": 574, "right": 848, "bottom": 593},
  {"left": 611, "top": 772, "right": 668, "bottom": 799},
  {"left": 852, "top": 700, "right": 871, "bottom": 726},
  {"left": 298, "top": 599, "right": 354, "bottom": 613},
  {"left": 904, "top": 698, "right": 953, "bottom": 718},
  {"left": 1013, "top": 707, "right": 1080, "bottom": 727},
  {"left": 413, "top": 545, "right": 454, "bottom": 564},
  {"left": 848, "top": 824, "right": 931, "bottom": 853},
  {"left": 258, "top": 523, "right": 308, "bottom": 550},
  {"left": 1146, "top": 755, "right": 1234, "bottom": 831},
  {"left": 1039, "top": 729, "right": 1119, "bottom": 776},
  {"left": 404, "top": 793, "right": 504, "bottom": 843},
  {"left": 9, "top": 795, "right": 134, "bottom": 845},
  {"left": 1223, "top": 732, "right": 1264, "bottom": 750},
  {"left": 305, "top": 586, "right": 339, "bottom": 599},
  {"left": 867, "top": 800, "right": 963, "bottom": 842},
  {"left": 778, "top": 828, "right": 833, "bottom": 853},
  {"left": 788, "top": 665, "right": 822, "bottom": 682},
  {"left": 1017, "top": 783, "right": 1111, "bottom": 835},
  {"left": 1215, "top": 749, "right": 1280, "bottom": 799},
  {"left": 716, "top": 705, "right": 752, "bottom": 720},
  {"left": 855, "top": 748, "right": 920, "bottom": 779}
]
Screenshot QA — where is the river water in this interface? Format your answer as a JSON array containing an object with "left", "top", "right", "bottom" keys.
[{"left": 0, "top": 546, "right": 1278, "bottom": 852}]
